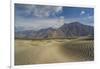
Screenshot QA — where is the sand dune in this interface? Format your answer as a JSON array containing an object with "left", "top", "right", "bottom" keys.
[{"left": 15, "top": 39, "right": 94, "bottom": 65}]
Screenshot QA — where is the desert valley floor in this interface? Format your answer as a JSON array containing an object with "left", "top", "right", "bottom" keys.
[{"left": 15, "top": 38, "right": 94, "bottom": 65}]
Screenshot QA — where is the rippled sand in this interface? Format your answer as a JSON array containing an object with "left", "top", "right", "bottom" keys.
[{"left": 15, "top": 39, "right": 94, "bottom": 65}]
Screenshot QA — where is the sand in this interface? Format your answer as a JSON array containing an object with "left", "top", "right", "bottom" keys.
[{"left": 15, "top": 39, "right": 94, "bottom": 65}]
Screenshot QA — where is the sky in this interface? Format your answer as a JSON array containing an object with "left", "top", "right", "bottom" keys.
[{"left": 15, "top": 3, "right": 94, "bottom": 31}]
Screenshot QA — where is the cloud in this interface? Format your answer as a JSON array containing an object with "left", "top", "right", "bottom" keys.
[
  {"left": 15, "top": 4, "right": 64, "bottom": 31},
  {"left": 15, "top": 17, "right": 64, "bottom": 31},
  {"left": 15, "top": 4, "right": 94, "bottom": 31},
  {"left": 16, "top": 4, "right": 63, "bottom": 18},
  {"left": 80, "top": 11, "right": 85, "bottom": 15},
  {"left": 64, "top": 15, "right": 94, "bottom": 26},
  {"left": 15, "top": 15, "right": 93, "bottom": 31}
]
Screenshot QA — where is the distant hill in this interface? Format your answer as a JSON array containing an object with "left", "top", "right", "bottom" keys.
[{"left": 15, "top": 22, "right": 94, "bottom": 39}]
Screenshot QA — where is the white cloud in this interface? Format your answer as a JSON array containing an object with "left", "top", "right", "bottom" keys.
[
  {"left": 80, "top": 11, "right": 85, "bottom": 15},
  {"left": 64, "top": 15, "right": 94, "bottom": 26},
  {"left": 22, "top": 5, "right": 63, "bottom": 18},
  {"left": 15, "top": 17, "right": 64, "bottom": 31},
  {"left": 15, "top": 4, "right": 64, "bottom": 31},
  {"left": 87, "top": 16, "right": 94, "bottom": 19}
]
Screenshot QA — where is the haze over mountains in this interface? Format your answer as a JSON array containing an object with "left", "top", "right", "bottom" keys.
[{"left": 15, "top": 22, "right": 94, "bottom": 39}]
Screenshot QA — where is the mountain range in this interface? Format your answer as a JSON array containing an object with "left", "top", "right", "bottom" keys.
[{"left": 15, "top": 22, "right": 94, "bottom": 39}]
